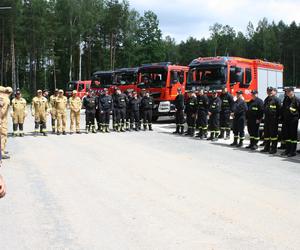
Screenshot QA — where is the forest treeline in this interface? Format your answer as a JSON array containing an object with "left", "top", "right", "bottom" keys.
[{"left": 0, "top": 0, "right": 299, "bottom": 93}]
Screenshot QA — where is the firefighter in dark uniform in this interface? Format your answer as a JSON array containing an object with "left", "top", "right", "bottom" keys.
[
  {"left": 231, "top": 90, "right": 248, "bottom": 147},
  {"left": 98, "top": 88, "right": 113, "bottom": 133},
  {"left": 173, "top": 88, "right": 185, "bottom": 134},
  {"left": 261, "top": 87, "right": 282, "bottom": 154},
  {"left": 219, "top": 87, "right": 234, "bottom": 140},
  {"left": 141, "top": 91, "right": 154, "bottom": 131},
  {"left": 196, "top": 88, "right": 209, "bottom": 139},
  {"left": 113, "top": 88, "right": 128, "bottom": 132},
  {"left": 184, "top": 91, "right": 198, "bottom": 136},
  {"left": 112, "top": 87, "right": 118, "bottom": 131},
  {"left": 278, "top": 88, "right": 289, "bottom": 150},
  {"left": 139, "top": 88, "right": 146, "bottom": 130},
  {"left": 245, "top": 90, "right": 264, "bottom": 150},
  {"left": 208, "top": 90, "right": 221, "bottom": 141},
  {"left": 82, "top": 89, "right": 97, "bottom": 133},
  {"left": 125, "top": 90, "right": 133, "bottom": 130},
  {"left": 280, "top": 87, "right": 300, "bottom": 157},
  {"left": 95, "top": 91, "right": 102, "bottom": 131},
  {"left": 129, "top": 91, "right": 141, "bottom": 131}
]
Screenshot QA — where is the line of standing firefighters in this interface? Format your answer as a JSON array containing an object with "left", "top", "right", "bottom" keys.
[
  {"left": 10, "top": 87, "right": 154, "bottom": 138},
  {"left": 174, "top": 86, "right": 300, "bottom": 157}
]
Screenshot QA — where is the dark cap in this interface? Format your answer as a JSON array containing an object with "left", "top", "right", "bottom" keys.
[
  {"left": 267, "top": 86, "right": 274, "bottom": 91},
  {"left": 251, "top": 90, "right": 258, "bottom": 95},
  {"left": 236, "top": 90, "right": 243, "bottom": 95},
  {"left": 211, "top": 90, "right": 217, "bottom": 94},
  {"left": 285, "top": 87, "right": 294, "bottom": 92}
]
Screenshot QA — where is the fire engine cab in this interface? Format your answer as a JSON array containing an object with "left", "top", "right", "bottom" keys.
[
  {"left": 113, "top": 67, "right": 139, "bottom": 93},
  {"left": 137, "top": 62, "right": 189, "bottom": 120},
  {"left": 65, "top": 80, "right": 91, "bottom": 98},
  {"left": 91, "top": 71, "right": 114, "bottom": 95},
  {"left": 188, "top": 57, "right": 284, "bottom": 101}
]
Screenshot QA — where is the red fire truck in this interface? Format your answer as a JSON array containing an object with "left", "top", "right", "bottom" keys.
[
  {"left": 137, "top": 62, "right": 189, "bottom": 120},
  {"left": 113, "top": 67, "right": 139, "bottom": 93},
  {"left": 65, "top": 80, "right": 91, "bottom": 98},
  {"left": 90, "top": 71, "right": 114, "bottom": 95},
  {"left": 188, "top": 57, "right": 284, "bottom": 100}
]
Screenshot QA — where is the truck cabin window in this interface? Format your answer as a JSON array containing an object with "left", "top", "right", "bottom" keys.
[
  {"left": 192, "top": 66, "right": 226, "bottom": 86},
  {"left": 91, "top": 75, "right": 113, "bottom": 88},
  {"left": 115, "top": 73, "right": 136, "bottom": 86},
  {"left": 140, "top": 68, "right": 167, "bottom": 88}
]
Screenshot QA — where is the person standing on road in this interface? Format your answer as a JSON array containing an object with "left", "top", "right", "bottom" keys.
[
  {"left": 82, "top": 89, "right": 97, "bottom": 134},
  {"left": 49, "top": 89, "right": 58, "bottom": 133},
  {"left": 0, "top": 86, "right": 13, "bottom": 159},
  {"left": 98, "top": 88, "right": 113, "bottom": 133},
  {"left": 280, "top": 87, "right": 300, "bottom": 157},
  {"left": 231, "top": 90, "right": 248, "bottom": 147},
  {"left": 173, "top": 88, "right": 185, "bottom": 135},
  {"left": 219, "top": 87, "right": 234, "bottom": 140},
  {"left": 54, "top": 90, "right": 68, "bottom": 135},
  {"left": 125, "top": 90, "right": 133, "bottom": 131},
  {"left": 31, "top": 89, "right": 49, "bottom": 136},
  {"left": 69, "top": 90, "right": 82, "bottom": 134},
  {"left": 113, "top": 88, "right": 128, "bottom": 132},
  {"left": 278, "top": 88, "right": 289, "bottom": 150},
  {"left": 196, "top": 88, "right": 209, "bottom": 139},
  {"left": 208, "top": 90, "right": 221, "bottom": 141},
  {"left": 11, "top": 90, "right": 27, "bottom": 137},
  {"left": 245, "top": 90, "right": 264, "bottom": 150},
  {"left": 184, "top": 91, "right": 198, "bottom": 136},
  {"left": 129, "top": 91, "right": 141, "bottom": 131},
  {"left": 141, "top": 91, "right": 154, "bottom": 131},
  {"left": 261, "top": 87, "right": 282, "bottom": 154}
]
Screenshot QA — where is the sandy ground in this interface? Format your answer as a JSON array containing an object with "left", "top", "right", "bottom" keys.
[{"left": 0, "top": 111, "right": 300, "bottom": 250}]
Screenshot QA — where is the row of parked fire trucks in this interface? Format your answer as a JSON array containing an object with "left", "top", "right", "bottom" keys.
[{"left": 65, "top": 56, "right": 284, "bottom": 121}]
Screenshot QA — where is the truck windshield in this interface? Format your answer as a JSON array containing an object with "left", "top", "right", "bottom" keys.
[
  {"left": 139, "top": 68, "right": 167, "bottom": 88},
  {"left": 191, "top": 66, "right": 227, "bottom": 86},
  {"left": 91, "top": 74, "right": 113, "bottom": 88},
  {"left": 115, "top": 73, "right": 137, "bottom": 85}
]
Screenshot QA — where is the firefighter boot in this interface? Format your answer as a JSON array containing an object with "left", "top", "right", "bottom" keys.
[
  {"left": 230, "top": 137, "right": 238, "bottom": 146},
  {"left": 180, "top": 125, "right": 184, "bottom": 135},
  {"left": 42, "top": 123, "right": 47, "bottom": 136},
  {"left": 184, "top": 128, "right": 190, "bottom": 136},
  {"left": 281, "top": 142, "right": 290, "bottom": 156},
  {"left": 246, "top": 139, "right": 253, "bottom": 149},
  {"left": 135, "top": 123, "right": 139, "bottom": 131},
  {"left": 173, "top": 125, "right": 180, "bottom": 134},
  {"left": 86, "top": 125, "right": 89, "bottom": 134},
  {"left": 105, "top": 125, "right": 110, "bottom": 133},
  {"left": 129, "top": 123, "right": 133, "bottom": 131},
  {"left": 143, "top": 124, "right": 147, "bottom": 131},
  {"left": 19, "top": 124, "right": 24, "bottom": 137},
  {"left": 218, "top": 129, "right": 224, "bottom": 139},
  {"left": 97, "top": 123, "right": 101, "bottom": 132},
  {"left": 251, "top": 140, "right": 259, "bottom": 150},
  {"left": 225, "top": 129, "right": 230, "bottom": 140},
  {"left": 237, "top": 138, "right": 244, "bottom": 148},
  {"left": 207, "top": 132, "right": 214, "bottom": 141},
  {"left": 149, "top": 124, "right": 153, "bottom": 131},
  {"left": 34, "top": 122, "right": 39, "bottom": 136},
  {"left": 190, "top": 127, "right": 195, "bottom": 137},
  {"left": 197, "top": 128, "right": 203, "bottom": 139},
  {"left": 92, "top": 125, "right": 97, "bottom": 133},
  {"left": 13, "top": 124, "right": 18, "bottom": 137},
  {"left": 121, "top": 124, "right": 126, "bottom": 132},
  {"left": 269, "top": 141, "right": 278, "bottom": 154},
  {"left": 260, "top": 141, "right": 270, "bottom": 153},
  {"left": 288, "top": 143, "right": 297, "bottom": 157}
]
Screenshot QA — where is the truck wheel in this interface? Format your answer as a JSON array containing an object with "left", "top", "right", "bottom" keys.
[{"left": 152, "top": 116, "right": 159, "bottom": 122}]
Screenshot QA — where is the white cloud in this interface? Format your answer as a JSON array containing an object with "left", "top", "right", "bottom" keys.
[{"left": 129, "top": 0, "right": 300, "bottom": 42}]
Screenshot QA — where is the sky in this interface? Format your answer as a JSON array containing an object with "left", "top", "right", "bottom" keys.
[{"left": 129, "top": 0, "right": 300, "bottom": 42}]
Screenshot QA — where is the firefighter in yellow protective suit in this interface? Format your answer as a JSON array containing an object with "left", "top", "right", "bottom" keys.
[
  {"left": 49, "top": 88, "right": 59, "bottom": 133},
  {"left": 0, "top": 86, "right": 13, "bottom": 159},
  {"left": 31, "top": 89, "right": 49, "bottom": 136},
  {"left": 69, "top": 90, "right": 82, "bottom": 134},
  {"left": 11, "top": 90, "right": 27, "bottom": 137},
  {"left": 55, "top": 89, "right": 68, "bottom": 135}
]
